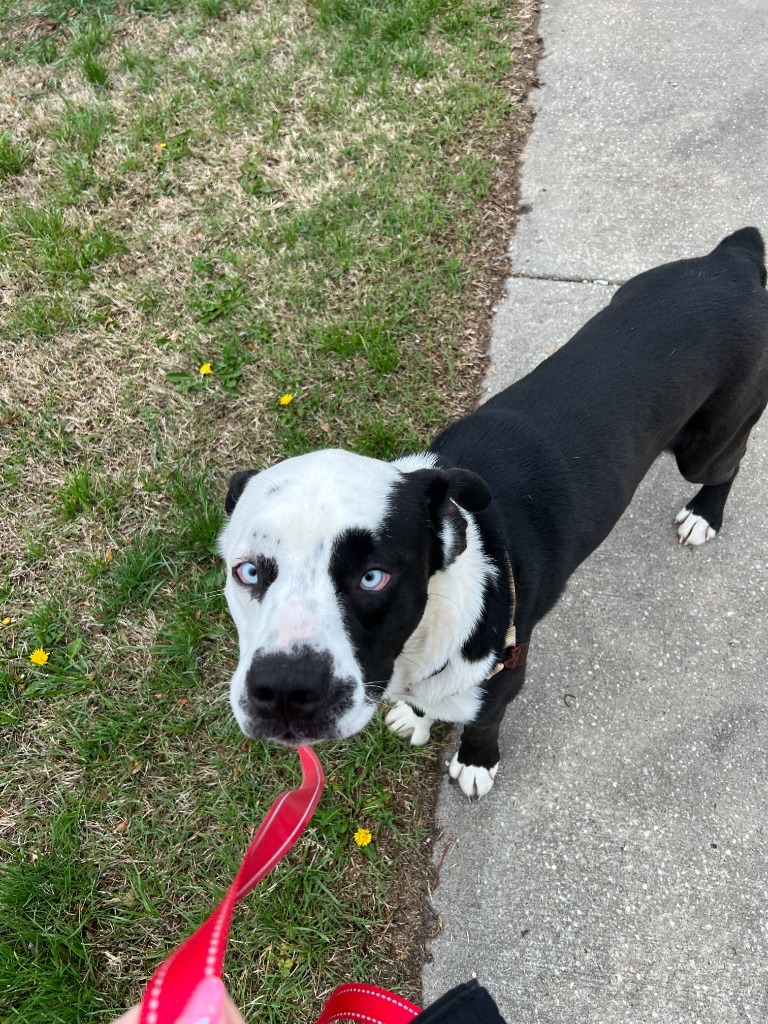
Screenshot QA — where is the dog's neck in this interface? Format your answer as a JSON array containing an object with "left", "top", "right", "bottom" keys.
[{"left": 386, "top": 510, "right": 500, "bottom": 700}]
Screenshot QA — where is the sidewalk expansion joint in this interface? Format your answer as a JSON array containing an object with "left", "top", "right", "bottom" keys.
[{"left": 508, "top": 270, "right": 627, "bottom": 287}]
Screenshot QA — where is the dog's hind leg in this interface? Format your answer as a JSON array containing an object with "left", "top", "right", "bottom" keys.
[
  {"left": 675, "top": 477, "right": 737, "bottom": 545},
  {"left": 672, "top": 401, "right": 766, "bottom": 546},
  {"left": 449, "top": 661, "right": 527, "bottom": 799}
]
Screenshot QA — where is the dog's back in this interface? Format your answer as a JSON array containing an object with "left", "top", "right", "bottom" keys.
[{"left": 432, "top": 228, "right": 768, "bottom": 623}]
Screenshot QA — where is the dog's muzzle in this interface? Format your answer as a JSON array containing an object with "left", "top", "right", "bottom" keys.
[{"left": 239, "top": 648, "right": 356, "bottom": 744}]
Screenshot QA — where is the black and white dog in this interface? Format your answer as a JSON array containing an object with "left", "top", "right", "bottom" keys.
[{"left": 218, "top": 228, "right": 768, "bottom": 798}]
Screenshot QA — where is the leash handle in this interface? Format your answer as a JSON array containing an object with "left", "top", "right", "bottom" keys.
[
  {"left": 316, "top": 983, "right": 422, "bottom": 1024},
  {"left": 139, "top": 747, "right": 324, "bottom": 1024}
]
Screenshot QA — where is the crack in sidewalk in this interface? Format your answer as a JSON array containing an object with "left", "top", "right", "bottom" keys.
[{"left": 508, "top": 270, "right": 627, "bottom": 287}]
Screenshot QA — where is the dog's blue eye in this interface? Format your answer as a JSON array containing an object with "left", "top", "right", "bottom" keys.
[
  {"left": 360, "top": 569, "right": 391, "bottom": 592},
  {"left": 234, "top": 562, "right": 259, "bottom": 586}
]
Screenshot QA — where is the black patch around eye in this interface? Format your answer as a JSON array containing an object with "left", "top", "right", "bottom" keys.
[
  {"left": 236, "top": 555, "right": 278, "bottom": 601},
  {"left": 330, "top": 528, "right": 375, "bottom": 577},
  {"left": 330, "top": 528, "right": 390, "bottom": 665},
  {"left": 330, "top": 528, "right": 396, "bottom": 612},
  {"left": 329, "top": 517, "right": 434, "bottom": 689}
]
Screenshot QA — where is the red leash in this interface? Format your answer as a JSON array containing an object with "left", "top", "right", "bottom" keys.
[
  {"left": 316, "top": 984, "right": 422, "bottom": 1024},
  {"left": 138, "top": 747, "right": 421, "bottom": 1024}
]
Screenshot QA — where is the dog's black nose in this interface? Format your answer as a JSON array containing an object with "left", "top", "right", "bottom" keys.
[{"left": 245, "top": 650, "right": 331, "bottom": 720}]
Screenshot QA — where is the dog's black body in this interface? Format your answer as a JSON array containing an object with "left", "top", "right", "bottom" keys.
[
  {"left": 427, "top": 226, "right": 768, "bottom": 775},
  {"left": 220, "top": 229, "right": 768, "bottom": 797}
]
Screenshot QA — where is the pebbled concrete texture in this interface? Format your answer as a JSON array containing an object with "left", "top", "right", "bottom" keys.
[
  {"left": 510, "top": 0, "right": 768, "bottom": 283},
  {"left": 423, "top": 1, "right": 768, "bottom": 1021}
]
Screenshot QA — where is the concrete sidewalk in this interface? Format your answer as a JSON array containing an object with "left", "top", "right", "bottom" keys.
[{"left": 423, "top": 2, "right": 768, "bottom": 1021}]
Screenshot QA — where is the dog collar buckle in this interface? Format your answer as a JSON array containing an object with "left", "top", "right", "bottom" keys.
[
  {"left": 487, "top": 639, "right": 529, "bottom": 679},
  {"left": 502, "top": 640, "right": 529, "bottom": 670}
]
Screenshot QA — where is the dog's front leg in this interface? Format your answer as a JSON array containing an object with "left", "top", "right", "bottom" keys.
[
  {"left": 450, "top": 663, "right": 527, "bottom": 799},
  {"left": 385, "top": 701, "right": 434, "bottom": 746}
]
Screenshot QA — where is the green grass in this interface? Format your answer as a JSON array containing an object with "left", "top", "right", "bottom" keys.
[
  {"left": 0, "top": 132, "right": 29, "bottom": 177},
  {"left": 0, "top": 0, "right": 528, "bottom": 1021}
]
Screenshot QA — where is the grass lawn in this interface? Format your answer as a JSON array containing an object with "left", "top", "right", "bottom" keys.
[{"left": 0, "top": 1, "right": 537, "bottom": 1020}]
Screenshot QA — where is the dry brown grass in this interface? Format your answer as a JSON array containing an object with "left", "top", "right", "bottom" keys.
[{"left": 1, "top": 1, "right": 542, "bottom": 1019}]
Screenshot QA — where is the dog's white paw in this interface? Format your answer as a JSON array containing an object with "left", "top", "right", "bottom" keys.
[
  {"left": 448, "top": 752, "right": 499, "bottom": 799},
  {"left": 675, "top": 507, "right": 717, "bottom": 546},
  {"left": 385, "top": 701, "right": 433, "bottom": 746}
]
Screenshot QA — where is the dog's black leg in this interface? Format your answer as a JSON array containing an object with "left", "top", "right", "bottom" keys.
[
  {"left": 675, "top": 477, "right": 737, "bottom": 545},
  {"left": 673, "top": 400, "right": 766, "bottom": 545},
  {"left": 449, "top": 662, "right": 527, "bottom": 799}
]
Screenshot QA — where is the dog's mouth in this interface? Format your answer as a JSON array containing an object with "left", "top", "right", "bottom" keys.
[
  {"left": 237, "top": 713, "right": 340, "bottom": 747},
  {"left": 234, "top": 694, "right": 378, "bottom": 747}
]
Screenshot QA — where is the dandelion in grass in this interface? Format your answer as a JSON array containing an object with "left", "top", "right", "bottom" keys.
[
  {"left": 353, "top": 827, "right": 372, "bottom": 847},
  {"left": 29, "top": 648, "right": 49, "bottom": 666},
  {"left": 199, "top": 362, "right": 213, "bottom": 375},
  {"left": 279, "top": 393, "right": 293, "bottom": 405}
]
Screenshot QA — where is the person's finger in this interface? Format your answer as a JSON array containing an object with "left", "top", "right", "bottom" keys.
[
  {"left": 111, "top": 981, "right": 245, "bottom": 1024},
  {"left": 175, "top": 977, "right": 225, "bottom": 1024},
  {"left": 112, "top": 1008, "right": 141, "bottom": 1024},
  {"left": 223, "top": 993, "right": 246, "bottom": 1024}
]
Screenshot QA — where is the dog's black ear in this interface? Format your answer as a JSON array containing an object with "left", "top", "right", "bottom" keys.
[
  {"left": 225, "top": 469, "right": 259, "bottom": 515},
  {"left": 441, "top": 467, "right": 492, "bottom": 513},
  {"left": 408, "top": 467, "right": 493, "bottom": 569},
  {"left": 409, "top": 467, "right": 492, "bottom": 514}
]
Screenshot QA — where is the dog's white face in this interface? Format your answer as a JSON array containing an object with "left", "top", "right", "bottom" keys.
[{"left": 218, "top": 448, "right": 493, "bottom": 746}]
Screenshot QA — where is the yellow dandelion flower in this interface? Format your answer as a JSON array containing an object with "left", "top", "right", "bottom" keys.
[
  {"left": 30, "top": 648, "right": 49, "bottom": 666},
  {"left": 279, "top": 393, "right": 293, "bottom": 406},
  {"left": 353, "top": 827, "right": 372, "bottom": 847},
  {"left": 199, "top": 362, "right": 213, "bottom": 375},
  {"left": 2, "top": 617, "right": 11, "bottom": 625}
]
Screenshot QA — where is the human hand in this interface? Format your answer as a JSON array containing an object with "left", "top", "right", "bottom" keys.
[{"left": 112, "top": 977, "right": 245, "bottom": 1024}]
